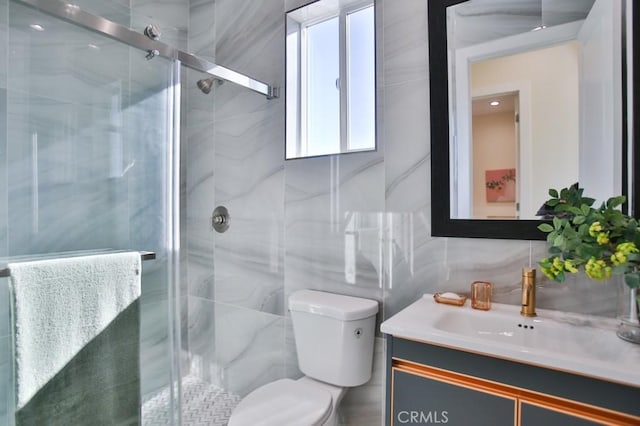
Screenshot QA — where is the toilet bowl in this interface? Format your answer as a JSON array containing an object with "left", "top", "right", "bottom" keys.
[
  {"left": 228, "top": 377, "right": 345, "bottom": 426},
  {"left": 228, "top": 290, "right": 378, "bottom": 426}
]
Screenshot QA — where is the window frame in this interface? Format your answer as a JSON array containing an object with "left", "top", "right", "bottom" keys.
[{"left": 287, "top": 0, "right": 375, "bottom": 159}]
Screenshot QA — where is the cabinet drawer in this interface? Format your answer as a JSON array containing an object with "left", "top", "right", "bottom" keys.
[
  {"left": 520, "top": 402, "right": 606, "bottom": 426},
  {"left": 389, "top": 336, "right": 640, "bottom": 417},
  {"left": 392, "top": 367, "right": 517, "bottom": 426}
]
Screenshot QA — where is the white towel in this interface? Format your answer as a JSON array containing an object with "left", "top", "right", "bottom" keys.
[{"left": 8, "top": 251, "right": 141, "bottom": 409}]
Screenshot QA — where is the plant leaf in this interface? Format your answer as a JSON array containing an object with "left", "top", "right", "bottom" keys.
[
  {"left": 549, "top": 246, "right": 562, "bottom": 255},
  {"left": 612, "top": 265, "right": 628, "bottom": 275},
  {"left": 607, "top": 196, "right": 626, "bottom": 209},
  {"left": 625, "top": 273, "right": 640, "bottom": 289},
  {"left": 554, "top": 234, "right": 567, "bottom": 249},
  {"left": 626, "top": 253, "right": 640, "bottom": 262},
  {"left": 553, "top": 216, "right": 563, "bottom": 230},
  {"left": 538, "top": 223, "right": 554, "bottom": 233},
  {"left": 573, "top": 215, "right": 586, "bottom": 225}
]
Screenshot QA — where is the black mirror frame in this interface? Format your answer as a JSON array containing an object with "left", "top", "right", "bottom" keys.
[{"left": 429, "top": 0, "right": 636, "bottom": 240}]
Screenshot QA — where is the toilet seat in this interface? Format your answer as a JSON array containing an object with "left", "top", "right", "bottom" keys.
[{"left": 228, "top": 378, "right": 333, "bottom": 426}]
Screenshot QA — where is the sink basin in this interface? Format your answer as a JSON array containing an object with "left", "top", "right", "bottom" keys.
[
  {"left": 381, "top": 294, "right": 640, "bottom": 387},
  {"left": 432, "top": 309, "right": 615, "bottom": 360}
]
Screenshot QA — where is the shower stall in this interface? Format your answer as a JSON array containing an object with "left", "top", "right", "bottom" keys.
[{"left": 0, "top": 0, "right": 277, "bottom": 424}]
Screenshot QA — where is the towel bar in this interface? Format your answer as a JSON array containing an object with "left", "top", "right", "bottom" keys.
[{"left": 0, "top": 251, "right": 156, "bottom": 278}]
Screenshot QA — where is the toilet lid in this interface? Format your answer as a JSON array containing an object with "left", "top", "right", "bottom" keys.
[{"left": 228, "top": 379, "right": 333, "bottom": 426}]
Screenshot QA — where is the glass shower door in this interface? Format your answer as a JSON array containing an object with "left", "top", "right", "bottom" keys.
[{"left": 3, "top": 1, "right": 181, "bottom": 424}]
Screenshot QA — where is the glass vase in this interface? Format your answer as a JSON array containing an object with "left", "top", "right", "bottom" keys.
[{"left": 616, "top": 277, "right": 640, "bottom": 344}]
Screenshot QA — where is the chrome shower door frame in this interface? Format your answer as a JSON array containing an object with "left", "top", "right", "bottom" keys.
[{"left": 13, "top": 0, "right": 278, "bottom": 99}]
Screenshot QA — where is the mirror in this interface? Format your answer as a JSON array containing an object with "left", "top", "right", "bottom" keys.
[
  {"left": 429, "top": 0, "right": 637, "bottom": 239},
  {"left": 285, "top": 0, "right": 376, "bottom": 159}
]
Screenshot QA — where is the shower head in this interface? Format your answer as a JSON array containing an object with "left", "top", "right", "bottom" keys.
[{"left": 196, "top": 77, "right": 223, "bottom": 94}]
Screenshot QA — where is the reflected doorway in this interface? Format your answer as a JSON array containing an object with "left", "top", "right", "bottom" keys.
[{"left": 471, "top": 92, "right": 520, "bottom": 219}]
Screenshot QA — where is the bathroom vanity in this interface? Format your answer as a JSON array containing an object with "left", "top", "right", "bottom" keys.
[{"left": 381, "top": 296, "right": 640, "bottom": 426}]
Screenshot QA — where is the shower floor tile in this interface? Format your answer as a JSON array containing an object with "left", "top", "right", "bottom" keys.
[{"left": 142, "top": 375, "right": 241, "bottom": 426}]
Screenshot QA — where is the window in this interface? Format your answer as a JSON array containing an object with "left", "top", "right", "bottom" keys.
[{"left": 286, "top": 0, "right": 375, "bottom": 159}]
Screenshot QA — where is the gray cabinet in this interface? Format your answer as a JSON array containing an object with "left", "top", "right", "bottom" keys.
[
  {"left": 520, "top": 402, "right": 602, "bottom": 426},
  {"left": 392, "top": 368, "right": 516, "bottom": 426},
  {"left": 385, "top": 336, "right": 640, "bottom": 426}
]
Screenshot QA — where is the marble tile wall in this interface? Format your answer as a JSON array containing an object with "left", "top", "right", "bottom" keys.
[
  {"left": 185, "top": 0, "right": 289, "bottom": 398},
  {"left": 185, "top": 0, "right": 216, "bottom": 384},
  {"left": 379, "top": 0, "right": 618, "bottom": 322},
  {"left": 184, "top": 0, "right": 612, "bottom": 424}
]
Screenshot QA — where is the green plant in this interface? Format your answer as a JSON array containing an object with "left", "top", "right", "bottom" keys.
[{"left": 537, "top": 185, "right": 640, "bottom": 291}]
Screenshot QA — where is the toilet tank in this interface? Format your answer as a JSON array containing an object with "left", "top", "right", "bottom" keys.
[{"left": 289, "top": 290, "right": 378, "bottom": 387}]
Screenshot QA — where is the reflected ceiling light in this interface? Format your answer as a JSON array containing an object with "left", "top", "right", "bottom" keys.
[
  {"left": 490, "top": 101, "right": 500, "bottom": 106},
  {"left": 88, "top": 43, "right": 100, "bottom": 50},
  {"left": 29, "top": 24, "right": 44, "bottom": 31},
  {"left": 532, "top": 25, "right": 547, "bottom": 31}
]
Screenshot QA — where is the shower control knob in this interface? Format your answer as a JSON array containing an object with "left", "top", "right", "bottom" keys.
[{"left": 212, "top": 206, "right": 230, "bottom": 233}]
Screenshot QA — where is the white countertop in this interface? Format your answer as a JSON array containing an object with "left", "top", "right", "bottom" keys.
[{"left": 381, "top": 294, "right": 640, "bottom": 388}]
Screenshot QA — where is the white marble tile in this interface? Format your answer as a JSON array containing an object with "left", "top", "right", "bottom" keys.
[
  {"left": 210, "top": 50, "right": 285, "bottom": 313},
  {"left": 282, "top": 317, "right": 301, "bottom": 379},
  {"left": 379, "top": 1, "right": 430, "bottom": 213},
  {"left": 381, "top": 0, "right": 429, "bottom": 87},
  {"left": 382, "top": 82, "right": 430, "bottom": 211},
  {"left": 188, "top": 0, "right": 216, "bottom": 61},
  {"left": 187, "top": 297, "right": 287, "bottom": 397},
  {"left": 212, "top": 156, "right": 284, "bottom": 314},
  {"left": 214, "top": 0, "right": 284, "bottom": 85},
  {"left": 382, "top": 212, "right": 446, "bottom": 319},
  {"left": 185, "top": 70, "right": 217, "bottom": 300},
  {"left": 186, "top": 240, "right": 215, "bottom": 299}
]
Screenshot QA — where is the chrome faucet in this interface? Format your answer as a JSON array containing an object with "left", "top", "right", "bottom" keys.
[{"left": 521, "top": 267, "right": 537, "bottom": 317}]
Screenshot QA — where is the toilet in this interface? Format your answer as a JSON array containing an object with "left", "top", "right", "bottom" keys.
[{"left": 228, "top": 289, "right": 379, "bottom": 426}]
